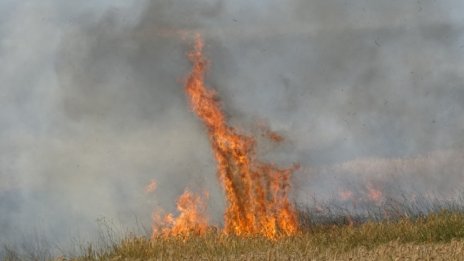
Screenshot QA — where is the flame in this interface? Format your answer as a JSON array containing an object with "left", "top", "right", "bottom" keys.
[
  {"left": 367, "top": 184, "right": 383, "bottom": 203},
  {"left": 257, "top": 121, "right": 284, "bottom": 143},
  {"left": 145, "top": 180, "right": 157, "bottom": 193},
  {"left": 181, "top": 34, "right": 298, "bottom": 238},
  {"left": 339, "top": 190, "right": 354, "bottom": 201},
  {"left": 152, "top": 190, "right": 209, "bottom": 238}
]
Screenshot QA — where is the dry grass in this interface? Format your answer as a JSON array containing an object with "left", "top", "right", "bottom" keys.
[
  {"left": 62, "top": 211, "right": 464, "bottom": 260},
  {"left": 338, "top": 240, "right": 464, "bottom": 260},
  {"left": 72, "top": 239, "right": 464, "bottom": 260}
]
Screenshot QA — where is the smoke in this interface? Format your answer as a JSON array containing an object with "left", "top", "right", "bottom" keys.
[{"left": 1, "top": 0, "right": 464, "bottom": 257}]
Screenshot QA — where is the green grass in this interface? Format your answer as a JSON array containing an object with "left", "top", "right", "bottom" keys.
[{"left": 66, "top": 211, "right": 464, "bottom": 260}]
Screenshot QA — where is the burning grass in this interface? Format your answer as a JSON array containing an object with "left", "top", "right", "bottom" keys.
[
  {"left": 177, "top": 33, "right": 298, "bottom": 238},
  {"left": 62, "top": 211, "right": 464, "bottom": 260},
  {"left": 65, "top": 35, "right": 464, "bottom": 260},
  {"left": 3, "top": 204, "right": 464, "bottom": 260},
  {"left": 6, "top": 34, "right": 463, "bottom": 260}
]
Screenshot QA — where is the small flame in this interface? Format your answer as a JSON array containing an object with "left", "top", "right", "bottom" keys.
[
  {"left": 367, "top": 184, "right": 383, "bottom": 203},
  {"left": 339, "top": 190, "right": 354, "bottom": 201},
  {"left": 152, "top": 190, "right": 209, "bottom": 238},
  {"left": 258, "top": 123, "right": 284, "bottom": 143},
  {"left": 145, "top": 180, "right": 157, "bottom": 193}
]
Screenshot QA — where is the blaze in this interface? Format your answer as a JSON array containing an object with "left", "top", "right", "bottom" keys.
[{"left": 182, "top": 34, "right": 298, "bottom": 238}]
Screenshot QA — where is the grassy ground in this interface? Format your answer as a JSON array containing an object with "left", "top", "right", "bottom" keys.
[{"left": 58, "top": 211, "right": 464, "bottom": 260}]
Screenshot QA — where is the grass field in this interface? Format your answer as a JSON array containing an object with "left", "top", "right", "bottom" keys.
[
  {"left": 76, "top": 239, "right": 464, "bottom": 260},
  {"left": 27, "top": 211, "right": 459, "bottom": 260}
]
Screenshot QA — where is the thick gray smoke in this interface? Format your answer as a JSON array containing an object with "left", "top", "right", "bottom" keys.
[{"left": 1, "top": 0, "right": 464, "bottom": 257}]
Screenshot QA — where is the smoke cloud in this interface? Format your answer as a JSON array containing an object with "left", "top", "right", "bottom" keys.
[{"left": 1, "top": 0, "right": 464, "bottom": 257}]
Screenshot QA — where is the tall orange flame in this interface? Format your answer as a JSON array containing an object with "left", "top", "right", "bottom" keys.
[{"left": 184, "top": 34, "right": 298, "bottom": 238}]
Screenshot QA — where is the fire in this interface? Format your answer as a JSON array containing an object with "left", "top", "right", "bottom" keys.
[
  {"left": 339, "top": 190, "right": 354, "bottom": 201},
  {"left": 150, "top": 34, "right": 298, "bottom": 239},
  {"left": 338, "top": 185, "right": 384, "bottom": 205},
  {"left": 258, "top": 122, "right": 285, "bottom": 143},
  {"left": 180, "top": 34, "right": 298, "bottom": 238},
  {"left": 367, "top": 184, "right": 383, "bottom": 203},
  {"left": 145, "top": 180, "right": 157, "bottom": 193},
  {"left": 152, "top": 190, "right": 209, "bottom": 238}
]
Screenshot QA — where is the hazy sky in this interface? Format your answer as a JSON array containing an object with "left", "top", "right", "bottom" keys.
[{"left": 1, "top": 0, "right": 464, "bottom": 256}]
